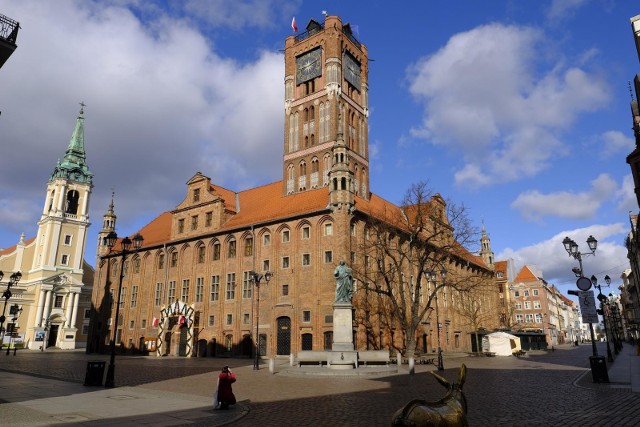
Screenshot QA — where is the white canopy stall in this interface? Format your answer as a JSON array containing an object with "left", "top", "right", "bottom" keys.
[{"left": 482, "top": 332, "right": 522, "bottom": 356}]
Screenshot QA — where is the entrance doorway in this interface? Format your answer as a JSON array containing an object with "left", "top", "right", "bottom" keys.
[
  {"left": 47, "top": 324, "right": 59, "bottom": 348},
  {"left": 276, "top": 317, "right": 291, "bottom": 355},
  {"left": 178, "top": 326, "right": 188, "bottom": 356}
]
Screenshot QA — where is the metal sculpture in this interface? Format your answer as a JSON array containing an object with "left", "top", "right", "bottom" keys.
[{"left": 391, "top": 364, "right": 467, "bottom": 426}]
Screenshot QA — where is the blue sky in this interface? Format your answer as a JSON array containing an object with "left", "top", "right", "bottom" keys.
[{"left": 0, "top": 0, "right": 638, "bottom": 296}]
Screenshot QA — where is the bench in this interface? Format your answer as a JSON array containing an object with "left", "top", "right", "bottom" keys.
[
  {"left": 484, "top": 352, "right": 496, "bottom": 357},
  {"left": 357, "top": 350, "right": 390, "bottom": 367},
  {"left": 296, "top": 351, "right": 328, "bottom": 367},
  {"left": 513, "top": 350, "right": 527, "bottom": 358}
]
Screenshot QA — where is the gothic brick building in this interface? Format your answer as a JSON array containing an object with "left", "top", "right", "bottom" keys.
[{"left": 88, "top": 15, "right": 495, "bottom": 358}]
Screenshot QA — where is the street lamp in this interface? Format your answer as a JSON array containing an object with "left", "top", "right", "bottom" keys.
[
  {"left": 104, "top": 231, "right": 144, "bottom": 388},
  {"left": 6, "top": 304, "right": 22, "bottom": 355},
  {"left": 0, "top": 271, "right": 22, "bottom": 347},
  {"left": 427, "top": 268, "right": 446, "bottom": 371},
  {"left": 608, "top": 293, "right": 623, "bottom": 352},
  {"left": 561, "top": 235, "right": 599, "bottom": 356},
  {"left": 591, "top": 275, "right": 614, "bottom": 362},
  {"left": 250, "top": 270, "right": 271, "bottom": 370}
]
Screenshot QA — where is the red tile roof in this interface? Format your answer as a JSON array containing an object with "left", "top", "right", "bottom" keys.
[
  {"left": 133, "top": 180, "right": 488, "bottom": 271},
  {"left": 514, "top": 265, "right": 539, "bottom": 282},
  {"left": 0, "top": 236, "right": 36, "bottom": 257}
]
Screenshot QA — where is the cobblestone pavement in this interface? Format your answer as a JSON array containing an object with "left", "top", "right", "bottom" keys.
[{"left": 0, "top": 343, "right": 639, "bottom": 426}]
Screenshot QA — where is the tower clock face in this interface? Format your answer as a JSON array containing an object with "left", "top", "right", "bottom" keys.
[
  {"left": 296, "top": 48, "right": 322, "bottom": 84},
  {"left": 343, "top": 52, "right": 361, "bottom": 90}
]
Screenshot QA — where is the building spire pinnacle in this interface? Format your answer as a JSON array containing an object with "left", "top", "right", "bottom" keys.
[{"left": 50, "top": 103, "right": 93, "bottom": 184}]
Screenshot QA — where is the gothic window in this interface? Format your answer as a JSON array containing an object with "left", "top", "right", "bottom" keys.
[
  {"left": 244, "top": 237, "right": 253, "bottom": 257},
  {"left": 198, "top": 246, "right": 205, "bottom": 263},
  {"left": 289, "top": 113, "right": 295, "bottom": 153},
  {"left": 170, "top": 252, "right": 178, "bottom": 268},
  {"left": 158, "top": 254, "right": 164, "bottom": 269},
  {"left": 294, "top": 112, "right": 299, "bottom": 151},
  {"left": 212, "top": 242, "right": 221, "bottom": 260},
  {"left": 228, "top": 240, "right": 236, "bottom": 258}
]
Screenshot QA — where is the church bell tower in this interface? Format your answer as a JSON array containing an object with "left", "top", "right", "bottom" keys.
[
  {"left": 33, "top": 104, "right": 93, "bottom": 273},
  {"left": 283, "top": 15, "right": 370, "bottom": 200}
]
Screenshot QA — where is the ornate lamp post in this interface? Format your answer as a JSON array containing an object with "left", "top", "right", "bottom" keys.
[
  {"left": 6, "top": 304, "right": 22, "bottom": 355},
  {"left": 104, "top": 231, "right": 144, "bottom": 388},
  {"left": 250, "top": 271, "right": 271, "bottom": 370},
  {"left": 0, "top": 271, "right": 22, "bottom": 346},
  {"left": 562, "top": 235, "right": 598, "bottom": 356},
  {"left": 427, "top": 269, "right": 446, "bottom": 371}
]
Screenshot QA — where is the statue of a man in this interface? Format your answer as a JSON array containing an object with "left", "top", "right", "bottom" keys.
[{"left": 334, "top": 260, "right": 353, "bottom": 303}]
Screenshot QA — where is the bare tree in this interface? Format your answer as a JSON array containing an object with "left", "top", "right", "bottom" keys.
[
  {"left": 455, "top": 276, "right": 499, "bottom": 354},
  {"left": 352, "top": 181, "right": 492, "bottom": 359}
]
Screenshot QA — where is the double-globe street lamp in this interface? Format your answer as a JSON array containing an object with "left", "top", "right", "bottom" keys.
[
  {"left": 590, "top": 275, "right": 614, "bottom": 362},
  {"left": 426, "top": 268, "right": 446, "bottom": 371},
  {"left": 249, "top": 271, "right": 271, "bottom": 370},
  {"left": 562, "top": 235, "right": 599, "bottom": 356},
  {"left": 0, "top": 271, "right": 22, "bottom": 347},
  {"left": 103, "top": 231, "right": 144, "bottom": 388}
]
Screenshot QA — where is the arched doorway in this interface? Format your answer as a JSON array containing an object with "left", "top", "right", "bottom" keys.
[
  {"left": 178, "top": 325, "right": 188, "bottom": 356},
  {"left": 241, "top": 334, "right": 252, "bottom": 357},
  {"left": 277, "top": 317, "right": 291, "bottom": 355}
]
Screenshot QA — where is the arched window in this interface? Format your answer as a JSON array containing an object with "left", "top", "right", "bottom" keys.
[{"left": 65, "top": 190, "right": 79, "bottom": 214}]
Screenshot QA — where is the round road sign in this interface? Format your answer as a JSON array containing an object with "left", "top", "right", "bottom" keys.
[{"left": 576, "top": 276, "right": 592, "bottom": 291}]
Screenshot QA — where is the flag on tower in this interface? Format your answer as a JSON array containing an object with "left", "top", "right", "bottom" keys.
[{"left": 292, "top": 16, "right": 298, "bottom": 32}]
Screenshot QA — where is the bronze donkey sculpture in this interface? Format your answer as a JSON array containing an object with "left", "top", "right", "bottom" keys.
[{"left": 391, "top": 364, "right": 467, "bottom": 427}]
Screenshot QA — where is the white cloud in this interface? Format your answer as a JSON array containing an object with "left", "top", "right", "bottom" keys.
[
  {"left": 511, "top": 173, "right": 617, "bottom": 221},
  {"left": 546, "top": 0, "right": 591, "bottom": 22},
  {"left": 617, "top": 174, "right": 638, "bottom": 213},
  {"left": 407, "top": 23, "right": 610, "bottom": 188},
  {"left": 600, "top": 130, "right": 634, "bottom": 158},
  {"left": 0, "top": 1, "right": 284, "bottom": 237},
  {"left": 497, "top": 223, "right": 629, "bottom": 288}
]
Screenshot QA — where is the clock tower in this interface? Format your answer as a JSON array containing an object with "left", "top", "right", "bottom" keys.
[{"left": 283, "top": 15, "right": 370, "bottom": 200}]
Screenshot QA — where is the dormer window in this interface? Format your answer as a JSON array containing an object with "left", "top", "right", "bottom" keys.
[{"left": 193, "top": 188, "right": 200, "bottom": 202}]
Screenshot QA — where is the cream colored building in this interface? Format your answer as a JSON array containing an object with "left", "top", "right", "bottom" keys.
[{"left": 0, "top": 106, "right": 94, "bottom": 350}]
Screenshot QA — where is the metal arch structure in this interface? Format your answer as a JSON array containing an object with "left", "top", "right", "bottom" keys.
[{"left": 157, "top": 300, "right": 195, "bottom": 357}]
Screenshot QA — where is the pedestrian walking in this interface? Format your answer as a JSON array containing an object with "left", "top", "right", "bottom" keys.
[{"left": 215, "top": 366, "right": 236, "bottom": 410}]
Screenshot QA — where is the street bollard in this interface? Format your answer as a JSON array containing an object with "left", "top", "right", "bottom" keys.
[
  {"left": 269, "top": 358, "right": 275, "bottom": 374},
  {"left": 397, "top": 351, "right": 402, "bottom": 368},
  {"left": 289, "top": 353, "right": 294, "bottom": 366},
  {"left": 409, "top": 357, "right": 415, "bottom": 375}
]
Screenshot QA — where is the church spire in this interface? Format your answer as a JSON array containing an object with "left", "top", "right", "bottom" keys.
[
  {"left": 50, "top": 103, "right": 93, "bottom": 184},
  {"left": 479, "top": 222, "right": 495, "bottom": 269}
]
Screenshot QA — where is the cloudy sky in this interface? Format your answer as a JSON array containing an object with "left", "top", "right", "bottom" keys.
[{"left": 1, "top": 0, "right": 638, "bottom": 296}]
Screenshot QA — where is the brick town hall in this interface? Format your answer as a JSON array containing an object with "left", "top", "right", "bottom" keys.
[{"left": 87, "top": 15, "right": 497, "bottom": 359}]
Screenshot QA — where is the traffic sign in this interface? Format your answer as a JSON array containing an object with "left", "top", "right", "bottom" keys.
[
  {"left": 576, "top": 276, "right": 592, "bottom": 291},
  {"left": 577, "top": 290, "right": 599, "bottom": 323}
]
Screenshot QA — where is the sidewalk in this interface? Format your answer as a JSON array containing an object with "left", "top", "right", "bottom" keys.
[
  {"left": 601, "top": 342, "right": 640, "bottom": 392},
  {"left": 0, "top": 372, "right": 247, "bottom": 427}
]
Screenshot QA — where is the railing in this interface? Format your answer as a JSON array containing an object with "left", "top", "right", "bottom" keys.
[
  {"left": 0, "top": 13, "right": 19, "bottom": 45},
  {"left": 294, "top": 23, "right": 361, "bottom": 49},
  {"left": 294, "top": 23, "right": 325, "bottom": 43}
]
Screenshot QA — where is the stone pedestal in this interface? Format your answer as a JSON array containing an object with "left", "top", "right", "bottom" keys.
[
  {"left": 330, "top": 303, "right": 356, "bottom": 369},
  {"left": 332, "top": 302, "right": 354, "bottom": 351}
]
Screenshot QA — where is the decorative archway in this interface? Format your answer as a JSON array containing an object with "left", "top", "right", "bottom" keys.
[{"left": 157, "top": 300, "right": 195, "bottom": 357}]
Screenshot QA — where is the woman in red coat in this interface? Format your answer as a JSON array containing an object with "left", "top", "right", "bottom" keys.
[{"left": 217, "top": 366, "right": 236, "bottom": 410}]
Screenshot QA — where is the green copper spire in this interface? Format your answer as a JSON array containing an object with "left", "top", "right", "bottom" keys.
[{"left": 50, "top": 103, "right": 93, "bottom": 184}]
